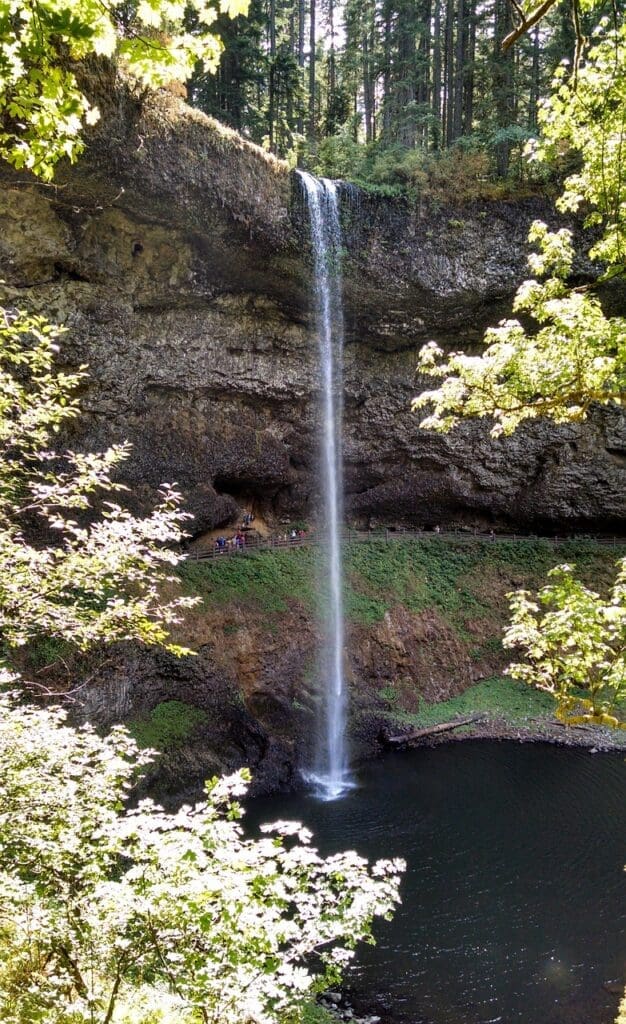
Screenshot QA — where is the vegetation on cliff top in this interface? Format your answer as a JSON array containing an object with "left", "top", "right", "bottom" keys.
[{"left": 191, "top": 0, "right": 590, "bottom": 196}]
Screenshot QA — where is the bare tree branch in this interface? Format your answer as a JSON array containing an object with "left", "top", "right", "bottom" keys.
[{"left": 502, "top": 0, "right": 558, "bottom": 51}]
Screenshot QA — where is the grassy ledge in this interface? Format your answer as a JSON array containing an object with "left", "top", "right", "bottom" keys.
[
  {"left": 383, "top": 675, "right": 554, "bottom": 726},
  {"left": 383, "top": 675, "right": 626, "bottom": 748},
  {"left": 179, "top": 536, "right": 626, "bottom": 635}
]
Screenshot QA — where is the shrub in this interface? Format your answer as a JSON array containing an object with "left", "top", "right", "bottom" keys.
[{"left": 0, "top": 683, "right": 404, "bottom": 1024}]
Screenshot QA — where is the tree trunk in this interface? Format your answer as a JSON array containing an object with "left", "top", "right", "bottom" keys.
[
  {"left": 452, "top": 0, "right": 465, "bottom": 139},
  {"left": 417, "top": 0, "right": 432, "bottom": 145},
  {"left": 432, "top": 0, "right": 442, "bottom": 148},
  {"left": 493, "top": 0, "right": 514, "bottom": 176},
  {"left": 327, "top": 0, "right": 336, "bottom": 133},
  {"left": 384, "top": 713, "right": 487, "bottom": 746},
  {"left": 268, "top": 0, "right": 276, "bottom": 152},
  {"left": 363, "top": 30, "right": 375, "bottom": 142},
  {"left": 308, "top": 0, "right": 316, "bottom": 144},
  {"left": 397, "top": 12, "right": 417, "bottom": 147},
  {"left": 443, "top": 0, "right": 454, "bottom": 146},
  {"left": 381, "top": 0, "right": 393, "bottom": 143},
  {"left": 462, "top": 0, "right": 475, "bottom": 133},
  {"left": 528, "top": 24, "right": 540, "bottom": 130}
]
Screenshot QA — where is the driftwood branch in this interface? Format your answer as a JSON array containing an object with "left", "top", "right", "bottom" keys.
[{"left": 384, "top": 712, "right": 487, "bottom": 747}]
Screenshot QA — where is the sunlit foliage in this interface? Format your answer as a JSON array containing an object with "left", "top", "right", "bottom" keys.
[
  {"left": 0, "top": 684, "right": 404, "bottom": 1023},
  {"left": 413, "top": 6, "right": 626, "bottom": 725},
  {"left": 0, "top": 307, "right": 195, "bottom": 657},
  {"left": 504, "top": 560, "right": 626, "bottom": 728},
  {"left": 0, "top": 0, "right": 248, "bottom": 178},
  {"left": 414, "top": 16, "right": 626, "bottom": 436}
]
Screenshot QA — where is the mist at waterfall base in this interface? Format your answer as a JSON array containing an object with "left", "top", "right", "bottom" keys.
[
  {"left": 247, "top": 742, "right": 626, "bottom": 1024},
  {"left": 298, "top": 170, "right": 353, "bottom": 802}
]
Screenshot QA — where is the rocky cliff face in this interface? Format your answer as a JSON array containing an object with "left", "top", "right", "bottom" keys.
[
  {"left": 75, "top": 592, "right": 476, "bottom": 798},
  {"left": 1, "top": 75, "right": 624, "bottom": 538},
  {"left": 2, "top": 77, "right": 625, "bottom": 796}
]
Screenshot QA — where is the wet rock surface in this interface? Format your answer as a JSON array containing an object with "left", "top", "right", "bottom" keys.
[{"left": 1, "top": 77, "right": 624, "bottom": 537}]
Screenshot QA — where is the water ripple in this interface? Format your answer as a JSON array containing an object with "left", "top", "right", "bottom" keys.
[{"left": 248, "top": 741, "right": 626, "bottom": 1024}]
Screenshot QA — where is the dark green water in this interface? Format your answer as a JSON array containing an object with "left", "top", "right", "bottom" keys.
[{"left": 247, "top": 742, "right": 626, "bottom": 1024}]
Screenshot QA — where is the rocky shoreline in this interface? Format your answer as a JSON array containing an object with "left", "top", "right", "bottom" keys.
[{"left": 402, "top": 716, "right": 626, "bottom": 754}]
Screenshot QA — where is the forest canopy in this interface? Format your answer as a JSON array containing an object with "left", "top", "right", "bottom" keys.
[
  {"left": 189, "top": 0, "right": 619, "bottom": 187},
  {"left": 3, "top": 0, "right": 621, "bottom": 192}
]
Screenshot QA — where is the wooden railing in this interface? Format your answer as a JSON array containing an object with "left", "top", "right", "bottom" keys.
[{"left": 186, "top": 526, "right": 625, "bottom": 562}]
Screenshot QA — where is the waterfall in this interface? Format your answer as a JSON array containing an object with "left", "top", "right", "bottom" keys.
[{"left": 297, "top": 170, "right": 353, "bottom": 802}]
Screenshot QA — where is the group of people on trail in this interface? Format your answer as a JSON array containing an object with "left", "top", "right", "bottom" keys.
[
  {"left": 213, "top": 510, "right": 257, "bottom": 553},
  {"left": 275, "top": 528, "right": 307, "bottom": 544},
  {"left": 214, "top": 532, "right": 246, "bottom": 553},
  {"left": 432, "top": 524, "right": 494, "bottom": 539},
  {"left": 211, "top": 512, "right": 311, "bottom": 555}
]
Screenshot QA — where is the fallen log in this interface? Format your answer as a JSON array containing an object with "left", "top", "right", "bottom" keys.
[{"left": 384, "top": 712, "right": 487, "bottom": 747}]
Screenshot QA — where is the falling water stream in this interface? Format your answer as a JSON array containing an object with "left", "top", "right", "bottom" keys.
[{"left": 298, "top": 170, "right": 353, "bottom": 801}]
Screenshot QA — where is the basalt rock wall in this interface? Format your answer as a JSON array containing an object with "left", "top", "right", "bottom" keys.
[
  {"left": 73, "top": 576, "right": 485, "bottom": 799},
  {"left": 1, "top": 74, "right": 625, "bottom": 540}
]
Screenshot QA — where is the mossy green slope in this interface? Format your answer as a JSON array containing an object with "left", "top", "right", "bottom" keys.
[
  {"left": 128, "top": 701, "right": 208, "bottom": 751},
  {"left": 180, "top": 536, "right": 624, "bottom": 634}
]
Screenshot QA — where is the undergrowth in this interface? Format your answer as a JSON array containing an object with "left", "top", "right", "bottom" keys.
[
  {"left": 350, "top": 537, "right": 621, "bottom": 614},
  {"left": 128, "top": 700, "right": 208, "bottom": 751},
  {"left": 178, "top": 543, "right": 387, "bottom": 621},
  {"left": 299, "top": 1004, "right": 336, "bottom": 1024},
  {"left": 179, "top": 547, "right": 317, "bottom": 613},
  {"left": 307, "top": 134, "right": 553, "bottom": 204},
  {"left": 179, "top": 538, "right": 626, "bottom": 638},
  {"left": 22, "top": 636, "right": 75, "bottom": 671}
]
